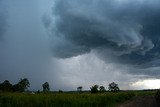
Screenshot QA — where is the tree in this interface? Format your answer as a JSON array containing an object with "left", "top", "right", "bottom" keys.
[
  {"left": 42, "top": 82, "right": 50, "bottom": 92},
  {"left": 37, "top": 90, "right": 40, "bottom": 94},
  {"left": 18, "top": 78, "right": 30, "bottom": 92},
  {"left": 12, "top": 84, "right": 20, "bottom": 92},
  {"left": 0, "top": 80, "right": 12, "bottom": 92},
  {"left": 90, "top": 85, "right": 99, "bottom": 93},
  {"left": 77, "top": 86, "right": 83, "bottom": 92},
  {"left": 108, "top": 82, "right": 120, "bottom": 92},
  {"left": 59, "top": 90, "right": 63, "bottom": 93},
  {"left": 99, "top": 86, "right": 106, "bottom": 93},
  {"left": 12, "top": 78, "right": 30, "bottom": 92}
]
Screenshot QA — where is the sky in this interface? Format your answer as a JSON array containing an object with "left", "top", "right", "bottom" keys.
[{"left": 0, "top": 0, "right": 160, "bottom": 91}]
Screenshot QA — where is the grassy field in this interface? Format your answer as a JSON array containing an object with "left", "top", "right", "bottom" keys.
[{"left": 0, "top": 91, "right": 156, "bottom": 107}]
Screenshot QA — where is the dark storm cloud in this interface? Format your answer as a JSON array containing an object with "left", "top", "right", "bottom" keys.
[
  {"left": 46, "top": 0, "right": 160, "bottom": 67},
  {"left": 0, "top": 0, "right": 159, "bottom": 90}
]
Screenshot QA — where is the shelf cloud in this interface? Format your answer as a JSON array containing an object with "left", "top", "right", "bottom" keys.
[{"left": 45, "top": 0, "right": 160, "bottom": 67}]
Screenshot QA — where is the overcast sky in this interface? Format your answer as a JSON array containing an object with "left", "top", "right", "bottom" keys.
[{"left": 0, "top": 0, "right": 160, "bottom": 91}]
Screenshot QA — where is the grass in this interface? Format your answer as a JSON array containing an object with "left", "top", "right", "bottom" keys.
[{"left": 0, "top": 91, "right": 156, "bottom": 107}]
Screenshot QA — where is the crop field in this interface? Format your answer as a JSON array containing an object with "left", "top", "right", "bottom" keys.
[{"left": 0, "top": 91, "right": 156, "bottom": 107}]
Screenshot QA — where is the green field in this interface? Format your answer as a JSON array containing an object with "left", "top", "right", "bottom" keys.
[{"left": 0, "top": 91, "right": 156, "bottom": 107}]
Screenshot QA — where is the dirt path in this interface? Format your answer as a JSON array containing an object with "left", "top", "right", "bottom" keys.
[{"left": 117, "top": 96, "right": 160, "bottom": 107}]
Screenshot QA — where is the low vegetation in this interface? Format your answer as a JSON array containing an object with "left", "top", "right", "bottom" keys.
[{"left": 0, "top": 92, "right": 136, "bottom": 107}]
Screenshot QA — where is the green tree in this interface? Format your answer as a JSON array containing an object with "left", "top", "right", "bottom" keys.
[
  {"left": 108, "top": 82, "right": 120, "bottom": 92},
  {"left": 59, "top": 90, "right": 63, "bottom": 93},
  {"left": 12, "top": 78, "right": 30, "bottom": 92},
  {"left": 12, "top": 84, "right": 20, "bottom": 92},
  {"left": 77, "top": 86, "right": 83, "bottom": 92},
  {"left": 42, "top": 82, "right": 50, "bottom": 92},
  {"left": 90, "top": 85, "right": 99, "bottom": 93},
  {"left": 99, "top": 86, "right": 106, "bottom": 93},
  {"left": 0, "top": 80, "right": 12, "bottom": 92},
  {"left": 18, "top": 78, "right": 30, "bottom": 92}
]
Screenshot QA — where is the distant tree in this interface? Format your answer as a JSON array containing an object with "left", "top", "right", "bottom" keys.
[
  {"left": 77, "top": 86, "right": 83, "bottom": 92},
  {"left": 12, "top": 84, "right": 20, "bottom": 92},
  {"left": 18, "top": 78, "right": 30, "bottom": 92},
  {"left": 0, "top": 80, "right": 12, "bottom": 92},
  {"left": 37, "top": 90, "right": 40, "bottom": 94},
  {"left": 90, "top": 85, "right": 99, "bottom": 93},
  {"left": 59, "top": 90, "right": 63, "bottom": 93},
  {"left": 42, "top": 82, "right": 50, "bottom": 92},
  {"left": 108, "top": 82, "right": 120, "bottom": 92},
  {"left": 12, "top": 78, "right": 30, "bottom": 92},
  {"left": 99, "top": 86, "right": 106, "bottom": 93}
]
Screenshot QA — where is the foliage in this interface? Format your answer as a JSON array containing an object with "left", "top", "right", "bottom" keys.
[
  {"left": 0, "top": 92, "right": 136, "bottom": 107},
  {"left": 42, "top": 82, "right": 50, "bottom": 92},
  {"left": 59, "top": 90, "right": 63, "bottom": 93},
  {"left": 37, "top": 90, "right": 40, "bottom": 94},
  {"left": 0, "top": 80, "right": 12, "bottom": 92},
  {"left": 18, "top": 78, "right": 30, "bottom": 92},
  {"left": 12, "top": 78, "right": 30, "bottom": 92},
  {"left": 77, "top": 86, "right": 83, "bottom": 92},
  {"left": 0, "top": 78, "right": 30, "bottom": 92},
  {"left": 12, "top": 84, "right": 20, "bottom": 92},
  {"left": 108, "top": 82, "right": 120, "bottom": 92},
  {"left": 99, "top": 86, "right": 106, "bottom": 93},
  {"left": 90, "top": 85, "right": 99, "bottom": 93}
]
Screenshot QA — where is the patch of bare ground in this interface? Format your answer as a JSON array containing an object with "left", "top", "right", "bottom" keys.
[{"left": 117, "top": 96, "right": 160, "bottom": 107}]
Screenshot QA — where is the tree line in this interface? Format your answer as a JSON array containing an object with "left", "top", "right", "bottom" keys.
[
  {"left": 0, "top": 78, "right": 119, "bottom": 93},
  {"left": 78, "top": 82, "right": 120, "bottom": 93},
  {"left": 0, "top": 78, "right": 29, "bottom": 92},
  {"left": 0, "top": 78, "right": 50, "bottom": 92}
]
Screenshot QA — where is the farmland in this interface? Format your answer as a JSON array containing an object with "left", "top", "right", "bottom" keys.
[{"left": 0, "top": 91, "right": 157, "bottom": 107}]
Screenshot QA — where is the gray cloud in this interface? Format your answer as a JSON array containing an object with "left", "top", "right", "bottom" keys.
[
  {"left": 0, "top": 0, "right": 6, "bottom": 39},
  {"left": 45, "top": 0, "right": 160, "bottom": 67},
  {"left": 1, "top": 0, "right": 160, "bottom": 91},
  {"left": 0, "top": 0, "right": 56, "bottom": 90},
  {"left": 0, "top": 15, "right": 5, "bottom": 39}
]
